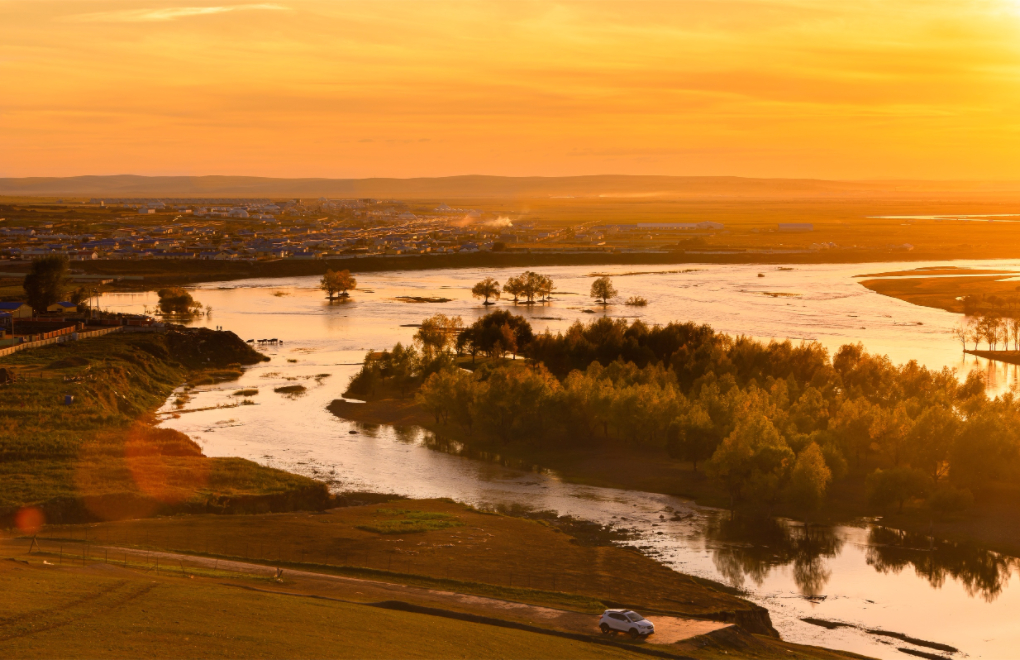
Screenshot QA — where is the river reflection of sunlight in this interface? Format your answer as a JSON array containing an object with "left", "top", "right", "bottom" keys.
[{"left": 98, "top": 259, "right": 1020, "bottom": 660}]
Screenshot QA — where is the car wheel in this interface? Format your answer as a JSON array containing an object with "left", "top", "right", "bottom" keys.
[
  {"left": 600, "top": 623, "right": 610, "bottom": 634},
  {"left": 628, "top": 628, "right": 639, "bottom": 639}
]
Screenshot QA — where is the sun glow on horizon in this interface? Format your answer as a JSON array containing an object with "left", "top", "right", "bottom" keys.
[{"left": 2, "top": 0, "right": 1020, "bottom": 180}]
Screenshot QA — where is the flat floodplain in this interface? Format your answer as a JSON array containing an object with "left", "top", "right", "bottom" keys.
[{"left": 84, "top": 259, "right": 1020, "bottom": 660}]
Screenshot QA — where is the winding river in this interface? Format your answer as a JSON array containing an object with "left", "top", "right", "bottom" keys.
[{"left": 101, "top": 259, "right": 1020, "bottom": 660}]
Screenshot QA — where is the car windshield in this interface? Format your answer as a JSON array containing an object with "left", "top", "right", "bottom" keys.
[{"left": 625, "top": 612, "right": 645, "bottom": 622}]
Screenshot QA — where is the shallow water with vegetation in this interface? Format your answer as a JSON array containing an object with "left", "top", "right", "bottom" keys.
[{"left": 98, "top": 259, "right": 1020, "bottom": 659}]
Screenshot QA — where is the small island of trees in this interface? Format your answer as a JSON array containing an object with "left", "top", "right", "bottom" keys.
[
  {"left": 502, "top": 271, "right": 554, "bottom": 304},
  {"left": 156, "top": 287, "right": 204, "bottom": 317},
  {"left": 590, "top": 276, "right": 618, "bottom": 305},
  {"left": 347, "top": 311, "right": 1015, "bottom": 523},
  {"left": 471, "top": 277, "right": 501, "bottom": 305},
  {"left": 321, "top": 269, "right": 357, "bottom": 301}
]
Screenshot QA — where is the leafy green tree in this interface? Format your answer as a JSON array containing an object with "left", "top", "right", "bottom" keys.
[
  {"left": 449, "top": 371, "right": 478, "bottom": 431},
  {"left": 609, "top": 381, "right": 683, "bottom": 448},
  {"left": 788, "top": 387, "right": 828, "bottom": 434},
  {"left": 320, "top": 269, "right": 356, "bottom": 300},
  {"left": 707, "top": 414, "right": 794, "bottom": 514},
  {"left": 474, "top": 364, "right": 560, "bottom": 443},
  {"left": 157, "top": 287, "right": 202, "bottom": 316},
  {"left": 502, "top": 275, "right": 524, "bottom": 303},
  {"left": 818, "top": 439, "right": 849, "bottom": 481},
  {"left": 830, "top": 397, "right": 876, "bottom": 470},
  {"left": 416, "top": 367, "right": 474, "bottom": 426},
  {"left": 536, "top": 274, "right": 554, "bottom": 302},
  {"left": 471, "top": 277, "right": 501, "bottom": 305},
  {"left": 69, "top": 286, "right": 91, "bottom": 313},
  {"left": 522, "top": 271, "right": 547, "bottom": 303},
  {"left": 590, "top": 276, "right": 618, "bottom": 305},
  {"left": 373, "top": 342, "right": 423, "bottom": 396},
  {"left": 23, "top": 255, "right": 69, "bottom": 313},
  {"left": 414, "top": 314, "right": 463, "bottom": 362},
  {"left": 457, "top": 311, "right": 534, "bottom": 359},
  {"left": 950, "top": 412, "right": 1019, "bottom": 487},
  {"left": 666, "top": 405, "right": 721, "bottom": 472},
  {"left": 870, "top": 402, "right": 913, "bottom": 466},
  {"left": 906, "top": 406, "right": 959, "bottom": 486},
  {"left": 865, "top": 466, "right": 928, "bottom": 512},
  {"left": 416, "top": 368, "right": 458, "bottom": 424},
  {"left": 786, "top": 443, "right": 832, "bottom": 513},
  {"left": 559, "top": 367, "right": 614, "bottom": 439},
  {"left": 927, "top": 484, "right": 974, "bottom": 521}
]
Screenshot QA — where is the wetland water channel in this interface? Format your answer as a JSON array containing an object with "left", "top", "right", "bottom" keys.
[{"left": 103, "top": 260, "right": 1020, "bottom": 660}]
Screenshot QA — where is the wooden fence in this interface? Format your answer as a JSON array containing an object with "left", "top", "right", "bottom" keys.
[{"left": 0, "top": 325, "right": 127, "bottom": 359}]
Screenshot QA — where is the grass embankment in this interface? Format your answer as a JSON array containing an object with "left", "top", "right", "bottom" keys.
[
  {"left": 332, "top": 373, "right": 1020, "bottom": 558},
  {"left": 4, "top": 500, "right": 864, "bottom": 658},
  {"left": 0, "top": 558, "right": 650, "bottom": 660},
  {"left": 0, "top": 329, "right": 330, "bottom": 525}
]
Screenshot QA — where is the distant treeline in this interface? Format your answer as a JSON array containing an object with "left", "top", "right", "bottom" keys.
[{"left": 348, "top": 313, "right": 1015, "bottom": 519}]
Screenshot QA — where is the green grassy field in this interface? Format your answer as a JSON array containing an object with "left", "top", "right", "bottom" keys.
[
  {"left": 2, "top": 499, "right": 867, "bottom": 660},
  {"left": 0, "top": 558, "right": 652, "bottom": 660},
  {"left": 0, "top": 331, "right": 329, "bottom": 526},
  {"left": 29, "top": 499, "right": 757, "bottom": 622}
]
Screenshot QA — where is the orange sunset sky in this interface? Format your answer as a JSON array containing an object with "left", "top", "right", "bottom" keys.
[{"left": 2, "top": 1, "right": 1020, "bottom": 180}]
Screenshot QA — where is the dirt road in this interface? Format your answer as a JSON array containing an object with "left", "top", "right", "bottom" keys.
[{"left": 3, "top": 537, "right": 730, "bottom": 647}]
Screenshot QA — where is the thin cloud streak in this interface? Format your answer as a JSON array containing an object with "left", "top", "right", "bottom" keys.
[{"left": 64, "top": 3, "right": 287, "bottom": 23}]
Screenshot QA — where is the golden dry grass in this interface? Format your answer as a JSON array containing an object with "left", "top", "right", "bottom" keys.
[
  {"left": 858, "top": 273, "right": 1020, "bottom": 313},
  {"left": 0, "top": 558, "right": 651, "bottom": 660},
  {"left": 0, "top": 333, "right": 328, "bottom": 524},
  {"left": 31, "top": 499, "right": 753, "bottom": 620}
]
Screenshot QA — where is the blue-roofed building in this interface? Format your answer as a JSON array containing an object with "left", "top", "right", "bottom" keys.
[{"left": 0, "top": 302, "right": 32, "bottom": 318}]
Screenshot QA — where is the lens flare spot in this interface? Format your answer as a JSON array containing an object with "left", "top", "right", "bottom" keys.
[{"left": 15, "top": 507, "right": 45, "bottom": 535}]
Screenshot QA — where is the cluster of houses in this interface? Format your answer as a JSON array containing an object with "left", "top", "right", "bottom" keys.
[
  {"left": 0, "top": 197, "right": 742, "bottom": 265},
  {"left": 0, "top": 200, "right": 552, "bottom": 262},
  {"left": 0, "top": 300, "right": 76, "bottom": 340}
]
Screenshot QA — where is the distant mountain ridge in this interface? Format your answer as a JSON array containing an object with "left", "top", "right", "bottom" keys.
[{"left": 3, "top": 174, "right": 1020, "bottom": 199}]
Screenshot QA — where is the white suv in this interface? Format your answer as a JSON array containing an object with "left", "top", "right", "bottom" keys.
[{"left": 598, "top": 609, "right": 654, "bottom": 638}]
